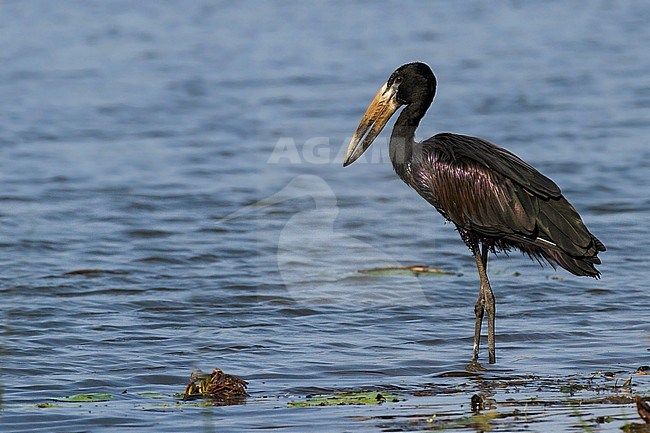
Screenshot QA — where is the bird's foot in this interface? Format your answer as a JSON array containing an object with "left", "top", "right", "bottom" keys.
[{"left": 466, "top": 359, "right": 487, "bottom": 372}]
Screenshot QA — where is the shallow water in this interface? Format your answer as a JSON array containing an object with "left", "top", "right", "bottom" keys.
[{"left": 1, "top": 1, "right": 649, "bottom": 431}]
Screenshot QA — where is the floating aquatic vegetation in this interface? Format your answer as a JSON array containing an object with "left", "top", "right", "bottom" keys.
[
  {"left": 36, "top": 403, "right": 65, "bottom": 408},
  {"left": 28, "top": 366, "right": 650, "bottom": 430},
  {"left": 637, "top": 397, "right": 650, "bottom": 424},
  {"left": 53, "top": 393, "right": 112, "bottom": 403},
  {"left": 470, "top": 393, "right": 486, "bottom": 412},
  {"left": 623, "top": 403, "right": 650, "bottom": 433},
  {"left": 426, "top": 410, "right": 502, "bottom": 431},
  {"left": 288, "top": 391, "right": 401, "bottom": 408},
  {"left": 137, "top": 392, "right": 167, "bottom": 399},
  {"left": 358, "top": 264, "right": 453, "bottom": 276},
  {"left": 181, "top": 368, "right": 248, "bottom": 404}
]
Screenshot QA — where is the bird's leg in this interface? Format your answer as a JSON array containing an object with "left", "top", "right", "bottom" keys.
[
  {"left": 472, "top": 248, "right": 486, "bottom": 363},
  {"left": 480, "top": 244, "right": 496, "bottom": 364},
  {"left": 472, "top": 287, "right": 485, "bottom": 362},
  {"left": 473, "top": 244, "right": 496, "bottom": 363}
]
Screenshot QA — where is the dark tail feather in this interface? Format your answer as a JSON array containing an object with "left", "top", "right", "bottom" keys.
[
  {"left": 536, "top": 196, "right": 593, "bottom": 255},
  {"left": 508, "top": 233, "right": 604, "bottom": 278},
  {"left": 593, "top": 237, "right": 606, "bottom": 253},
  {"left": 539, "top": 244, "right": 602, "bottom": 278},
  {"left": 529, "top": 195, "right": 605, "bottom": 277}
]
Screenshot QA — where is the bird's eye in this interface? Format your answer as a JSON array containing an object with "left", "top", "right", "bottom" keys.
[{"left": 394, "top": 76, "right": 402, "bottom": 85}]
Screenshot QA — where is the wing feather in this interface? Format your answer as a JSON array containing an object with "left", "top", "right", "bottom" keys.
[
  {"left": 409, "top": 133, "right": 604, "bottom": 276},
  {"left": 425, "top": 133, "right": 562, "bottom": 199}
]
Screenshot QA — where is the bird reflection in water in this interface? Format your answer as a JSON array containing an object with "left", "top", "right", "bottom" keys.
[{"left": 222, "top": 175, "right": 431, "bottom": 308}]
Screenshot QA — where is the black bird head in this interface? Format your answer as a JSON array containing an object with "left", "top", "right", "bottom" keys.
[{"left": 343, "top": 62, "right": 437, "bottom": 166}]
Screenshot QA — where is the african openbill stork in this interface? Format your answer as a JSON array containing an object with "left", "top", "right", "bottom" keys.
[{"left": 343, "top": 62, "right": 605, "bottom": 364}]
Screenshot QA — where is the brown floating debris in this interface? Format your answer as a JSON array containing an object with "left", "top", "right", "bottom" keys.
[
  {"left": 358, "top": 264, "right": 453, "bottom": 275},
  {"left": 471, "top": 394, "right": 486, "bottom": 412},
  {"left": 636, "top": 366, "right": 650, "bottom": 375},
  {"left": 638, "top": 397, "right": 650, "bottom": 424},
  {"left": 182, "top": 368, "right": 248, "bottom": 404}
]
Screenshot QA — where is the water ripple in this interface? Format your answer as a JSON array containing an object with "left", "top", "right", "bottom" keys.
[{"left": 1, "top": 1, "right": 649, "bottom": 432}]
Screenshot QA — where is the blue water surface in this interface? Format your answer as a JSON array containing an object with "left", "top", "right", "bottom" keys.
[{"left": 1, "top": 1, "right": 649, "bottom": 431}]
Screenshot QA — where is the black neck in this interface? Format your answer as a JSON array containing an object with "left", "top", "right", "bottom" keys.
[{"left": 389, "top": 100, "right": 429, "bottom": 179}]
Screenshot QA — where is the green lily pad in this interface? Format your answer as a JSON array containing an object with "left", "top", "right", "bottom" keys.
[
  {"left": 54, "top": 393, "right": 112, "bottom": 403},
  {"left": 36, "top": 403, "right": 66, "bottom": 408},
  {"left": 288, "top": 391, "right": 401, "bottom": 408},
  {"left": 137, "top": 392, "right": 168, "bottom": 399}
]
